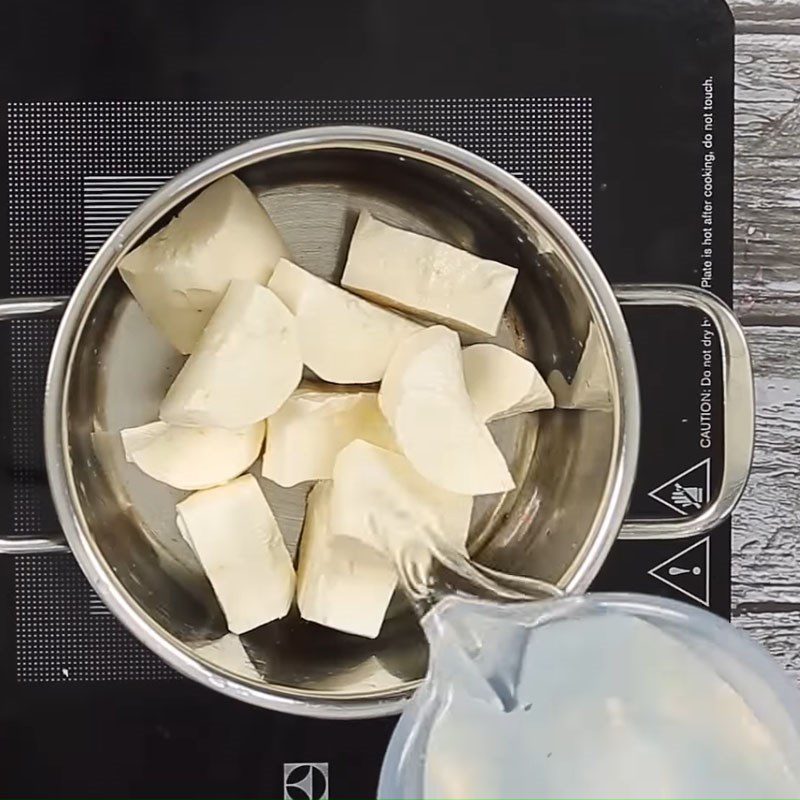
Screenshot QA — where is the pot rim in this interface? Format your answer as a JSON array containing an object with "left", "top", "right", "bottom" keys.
[{"left": 42, "top": 125, "right": 641, "bottom": 718}]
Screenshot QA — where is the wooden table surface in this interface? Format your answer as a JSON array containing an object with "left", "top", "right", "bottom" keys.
[{"left": 728, "top": 0, "right": 800, "bottom": 677}]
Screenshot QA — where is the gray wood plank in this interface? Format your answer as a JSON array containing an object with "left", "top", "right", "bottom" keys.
[
  {"left": 734, "top": 34, "right": 800, "bottom": 322},
  {"left": 731, "top": 0, "right": 800, "bottom": 32},
  {"left": 736, "top": 34, "right": 800, "bottom": 158},
  {"left": 733, "top": 610, "right": 800, "bottom": 679},
  {"left": 731, "top": 327, "right": 800, "bottom": 677},
  {"left": 732, "top": 327, "right": 800, "bottom": 606},
  {"left": 734, "top": 157, "right": 800, "bottom": 322}
]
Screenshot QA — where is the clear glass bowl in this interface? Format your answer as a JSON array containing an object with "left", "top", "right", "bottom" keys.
[{"left": 378, "top": 593, "right": 800, "bottom": 799}]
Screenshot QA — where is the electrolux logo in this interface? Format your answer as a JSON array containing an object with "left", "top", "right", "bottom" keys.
[{"left": 283, "top": 762, "right": 329, "bottom": 800}]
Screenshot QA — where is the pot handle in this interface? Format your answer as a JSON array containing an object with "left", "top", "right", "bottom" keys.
[
  {"left": 613, "top": 284, "right": 754, "bottom": 540},
  {"left": 0, "top": 296, "right": 71, "bottom": 554}
]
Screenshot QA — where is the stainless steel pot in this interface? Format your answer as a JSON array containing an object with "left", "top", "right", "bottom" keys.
[{"left": 0, "top": 127, "right": 754, "bottom": 718}]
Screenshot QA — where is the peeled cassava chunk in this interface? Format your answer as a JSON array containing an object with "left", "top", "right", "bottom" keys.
[
  {"left": 160, "top": 280, "right": 302, "bottom": 428},
  {"left": 176, "top": 475, "right": 295, "bottom": 634},
  {"left": 462, "top": 344, "right": 554, "bottom": 421},
  {"left": 329, "top": 439, "right": 473, "bottom": 564},
  {"left": 121, "top": 419, "right": 264, "bottom": 490},
  {"left": 119, "top": 175, "right": 289, "bottom": 354},
  {"left": 296, "top": 481, "right": 397, "bottom": 639},
  {"left": 548, "top": 323, "right": 612, "bottom": 410},
  {"left": 379, "top": 326, "right": 515, "bottom": 495},
  {"left": 268, "top": 258, "right": 420, "bottom": 384},
  {"left": 342, "top": 211, "right": 517, "bottom": 335},
  {"left": 262, "top": 388, "right": 395, "bottom": 487}
]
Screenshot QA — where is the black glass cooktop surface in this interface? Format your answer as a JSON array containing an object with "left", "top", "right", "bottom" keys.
[{"left": 0, "top": 1, "right": 733, "bottom": 796}]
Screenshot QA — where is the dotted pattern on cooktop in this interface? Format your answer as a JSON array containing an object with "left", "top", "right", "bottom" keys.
[
  {"left": 6, "top": 99, "right": 592, "bottom": 682},
  {"left": 14, "top": 555, "right": 181, "bottom": 682}
]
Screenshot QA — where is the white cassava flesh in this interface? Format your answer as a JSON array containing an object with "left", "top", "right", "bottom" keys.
[
  {"left": 379, "top": 326, "right": 515, "bottom": 495},
  {"left": 121, "top": 419, "right": 265, "bottom": 490},
  {"left": 268, "top": 258, "right": 420, "bottom": 384},
  {"left": 176, "top": 475, "right": 295, "bottom": 634},
  {"left": 262, "top": 388, "right": 395, "bottom": 487},
  {"left": 462, "top": 344, "right": 554, "bottom": 421},
  {"left": 547, "top": 323, "right": 612, "bottom": 410},
  {"left": 329, "top": 440, "right": 473, "bottom": 565},
  {"left": 160, "top": 280, "right": 302, "bottom": 428},
  {"left": 296, "top": 481, "right": 397, "bottom": 639},
  {"left": 342, "top": 211, "right": 517, "bottom": 335},
  {"left": 119, "top": 175, "right": 289, "bottom": 354}
]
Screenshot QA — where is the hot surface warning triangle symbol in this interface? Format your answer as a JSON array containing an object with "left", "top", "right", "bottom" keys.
[
  {"left": 648, "top": 536, "right": 710, "bottom": 607},
  {"left": 648, "top": 458, "right": 711, "bottom": 516}
]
